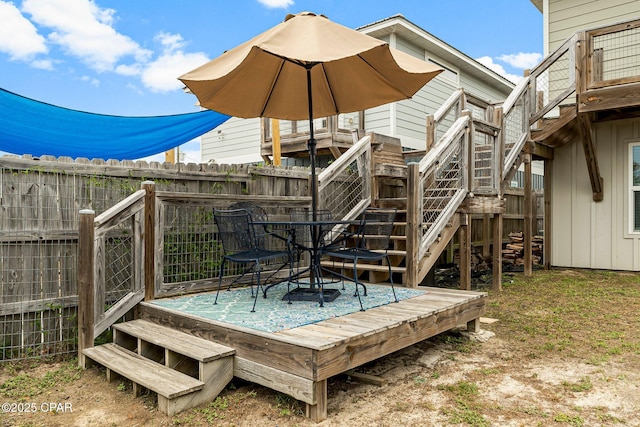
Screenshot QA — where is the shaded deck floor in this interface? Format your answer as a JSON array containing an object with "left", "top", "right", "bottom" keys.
[{"left": 137, "top": 284, "right": 487, "bottom": 421}]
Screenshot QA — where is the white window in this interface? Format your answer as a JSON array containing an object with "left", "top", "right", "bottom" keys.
[{"left": 629, "top": 143, "right": 640, "bottom": 233}]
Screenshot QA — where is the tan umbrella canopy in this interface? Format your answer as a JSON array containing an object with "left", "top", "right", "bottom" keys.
[
  {"left": 180, "top": 11, "right": 442, "bottom": 121},
  {"left": 180, "top": 11, "right": 442, "bottom": 220}
]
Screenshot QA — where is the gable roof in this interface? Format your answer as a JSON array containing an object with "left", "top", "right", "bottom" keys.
[{"left": 357, "top": 14, "right": 515, "bottom": 91}]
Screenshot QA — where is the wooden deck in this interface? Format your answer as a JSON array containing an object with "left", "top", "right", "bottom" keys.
[{"left": 136, "top": 286, "right": 486, "bottom": 421}]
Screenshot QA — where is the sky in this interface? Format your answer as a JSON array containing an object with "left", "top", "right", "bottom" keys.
[{"left": 0, "top": 0, "right": 543, "bottom": 163}]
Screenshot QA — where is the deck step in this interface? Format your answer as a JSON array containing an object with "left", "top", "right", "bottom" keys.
[
  {"left": 83, "top": 343, "right": 204, "bottom": 399},
  {"left": 320, "top": 260, "right": 406, "bottom": 273},
  {"left": 113, "top": 319, "right": 234, "bottom": 363},
  {"left": 85, "top": 320, "right": 236, "bottom": 416}
]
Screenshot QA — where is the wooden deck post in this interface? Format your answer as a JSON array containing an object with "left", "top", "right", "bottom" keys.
[
  {"left": 459, "top": 212, "right": 471, "bottom": 290},
  {"left": 524, "top": 153, "right": 533, "bottom": 276},
  {"left": 426, "top": 114, "right": 435, "bottom": 151},
  {"left": 78, "top": 209, "right": 95, "bottom": 368},
  {"left": 306, "top": 379, "right": 328, "bottom": 422},
  {"left": 405, "top": 163, "right": 420, "bottom": 287},
  {"left": 482, "top": 214, "right": 491, "bottom": 259},
  {"left": 543, "top": 158, "right": 552, "bottom": 269},
  {"left": 142, "top": 181, "right": 156, "bottom": 301},
  {"left": 492, "top": 212, "right": 503, "bottom": 291}
]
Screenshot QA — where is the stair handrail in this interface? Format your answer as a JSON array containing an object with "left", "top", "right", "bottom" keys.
[
  {"left": 78, "top": 182, "right": 152, "bottom": 363},
  {"left": 318, "top": 133, "right": 372, "bottom": 221},
  {"left": 433, "top": 88, "right": 465, "bottom": 123},
  {"left": 416, "top": 114, "right": 471, "bottom": 258},
  {"left": 502, "top": 32, "right": 580, "bottom": 181}
]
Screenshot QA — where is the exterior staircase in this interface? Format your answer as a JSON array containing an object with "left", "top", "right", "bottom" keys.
[{"left": 82, "top": 319, "right": 235, "bottom": 416}]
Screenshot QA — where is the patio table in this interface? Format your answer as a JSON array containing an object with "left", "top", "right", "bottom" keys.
[{"left": 255, "top": 219, "right": 360, "bottom": 306}]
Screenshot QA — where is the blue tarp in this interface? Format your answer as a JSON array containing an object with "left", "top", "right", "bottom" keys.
[{"left": 0, "top": 88, "right": 230, "bottom": 160}]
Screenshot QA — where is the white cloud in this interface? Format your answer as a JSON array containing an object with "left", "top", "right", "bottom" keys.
[
  {"left": 4, "top": 0, "right": 211, "bottom": 95},
  {"left": 0, "top": 1, "right": 47, "bottom": 60},
  {"left": 22, "top": 0, "right": 151, "bottom": 72},
  {"left": 497, "top": 52, "right": 543, "bottom": 70},
  {"left": 140, "top": 33, "right": 209, "bottom": 92},
  {"left": 476, "top": 56, "right": 522, "bottom": 84},
  {"left": 31, "top": 58, "right": 53, "bottom": 69},
  {"left": 257, "top": 0, "right": 294, "bottom": 8},
  {"left": 80, "top": 75, "right": 100, "bottom": 87}
]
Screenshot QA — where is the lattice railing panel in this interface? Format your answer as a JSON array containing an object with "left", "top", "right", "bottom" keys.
[
  {"left": 102, "top": 226, "right": 137, "bottom": 311},
  {"left": 162, "top": 205, "right": 221, "bottom": 284},
  {"left": 318, "top": 136, "right": 371, "bottom": 220},
  {"left": 534, "top": 48, "right": 573, "bottom": 117},
  {"left": 592, "top": 26, "right": 640, "bottom": 83},
  {"left": 472, "top": 129, "right": 497, "bottom": 193},
  {"left": 503, "top": 96, "right": 525, "bottom": 162},
  {"left": 421, "top": 133, "right": 465, "bottom": 240}
]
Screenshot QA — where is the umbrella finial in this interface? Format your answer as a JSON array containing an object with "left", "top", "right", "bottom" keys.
[{"left": 284, "top": 12, "right": 328, "bottom": 22}]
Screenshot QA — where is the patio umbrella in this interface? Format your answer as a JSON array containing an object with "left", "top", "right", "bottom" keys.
[{"left": 179, "top": 11, "right": 442, "bottom": 219}]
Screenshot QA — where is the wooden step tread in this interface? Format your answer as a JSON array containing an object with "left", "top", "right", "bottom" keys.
[
  {"left": 320, "top": 260, "right": 406, "bottom": 273},
  {"left": 84, "top": 343, "right": 204, "bottom": 399},
  {"left": 114, "top": 319, "right": 235, "bottom": 363}
]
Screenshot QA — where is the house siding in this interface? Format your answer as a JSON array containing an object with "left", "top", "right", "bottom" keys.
[
  {"left": 552, "top": 118, "right": 640, "bottom": 270},
  {"left": 201, "top": 117, "right": 262, "bottom": 164},
  {"left": 547, "top": 0, "right": 640, "bottom": 52}
]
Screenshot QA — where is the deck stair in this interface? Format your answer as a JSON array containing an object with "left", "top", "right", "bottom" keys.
[{"left": 83, "top": 319, "right": 235, "bottom": 416}]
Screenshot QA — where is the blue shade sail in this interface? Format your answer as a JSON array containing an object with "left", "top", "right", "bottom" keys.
[{"left": 0, "top": 88, "right": 230, "bottom": 160}]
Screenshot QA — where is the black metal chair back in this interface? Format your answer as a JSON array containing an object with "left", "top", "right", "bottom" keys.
[
  {"left": 321, "top": 207, "right": 398, "bottom": 311},
  {"left": 215, "top": 209, "right": 258, "bottom": 255},
  {"left": 228, "top": 201, "right": 269, "bottom": 247},
  {"left": 356, "top": 208, "right": 396, "bottom": 251},
  {"left": 213, "top": 208, "right": 292, "bottom": 312}
]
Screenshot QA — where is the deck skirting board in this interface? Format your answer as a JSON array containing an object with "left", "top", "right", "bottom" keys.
[{"left": 234, "top": 357, "right": 316, "bottom": 404}]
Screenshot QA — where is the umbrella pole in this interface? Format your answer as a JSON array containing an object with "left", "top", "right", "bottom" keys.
[
  {"left": 306, "top": 66, "right": 317, "bottom": 222},
  {"left": 307, "top": 66, "right": 323, "bottom": 302}
]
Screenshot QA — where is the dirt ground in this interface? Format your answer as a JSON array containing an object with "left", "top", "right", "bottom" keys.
[
  {"left": 2, "top": 331, "right": 638, "bottom": 427},
  {"left": 2, "top": 269, "right": 639, "bottom": 426}
]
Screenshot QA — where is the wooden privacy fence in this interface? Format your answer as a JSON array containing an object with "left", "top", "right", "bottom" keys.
[{"left": 0, "top": 155, "right": 309, "bottom": 362}]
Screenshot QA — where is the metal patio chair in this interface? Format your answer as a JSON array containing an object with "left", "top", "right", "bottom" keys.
[
  {"left": 321, "top": 207, "right": 399, "bottom": 311},
  {"left": 213, "top": 208, "right": 292, "bottom": 312}
]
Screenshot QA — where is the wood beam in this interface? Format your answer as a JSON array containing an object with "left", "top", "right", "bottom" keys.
[
  {"left": 524, "top": 154, "right": 533, "bottom": 277},
  {"left": 405, "top": 164, "right": 420, "bottom": 287},
  {"left": 492, "top": 212, "right": 503, "bottom": 291},
  {"left": 525, "top": 141, "right": 554, "bottom": 160},
  {"left": 543, "top": 158, "right": 552, "bottom": 270},
  {"left": 577, "top": 113, "right": 604, "bottom": 202},
  {"left": 143, "top": 181, "right": 156, "bottom": 301},
  {"left": 458, "top": 213, "right": 471, "bottom": 290},
  {"left": 78, "top": 209, "right": 96, "bottom": 367}
]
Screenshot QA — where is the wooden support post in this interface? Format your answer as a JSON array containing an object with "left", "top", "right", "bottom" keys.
[
  {"left": 78, "top": 209, "right": 95, "bottom": 368},
  {"left": 543, "top": 158, "right": 552, "bottom": 270},
  {"left": 142, "top": 181, "right": 156, "bottom": 301},
  {"left": 482, "top": 213, "right": 491, "bottom": 259},
  {"left": 306, "top": 379, "right": 328, "bottom": 422},
  {"left": 467, "top": 317, "right": 480, "bottom": 333},
  {"left": 492, "top": 212, "right": 503, "bottom": 291},
  {"left": 524, "top": 154, "right": 533, "bottom": 276},
  {"left": 577, "top": 113, "right": 603, "bottom": 202},
  {"left": 426, "top": 114, "right": 435, "bottom": 151},
  {"left": 405, "top": 163, "right": 420, "bottom": 287},
  {"left": 459, "top": 213, "right": 471, "bottom": 290}
]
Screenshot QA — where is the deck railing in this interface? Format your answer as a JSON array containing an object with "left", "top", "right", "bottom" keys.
[
  {"left": 416, "top": 113, "right": 471, "bottom": 259},
  {"left": 317, "top": 133, "right": 372, "bottom": 220},
  {"left": 77, "top": 181, "right": 312, "bottom": 364},
  {"left": 78, "top": 183, "right": 150, "bottom": 365}
]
